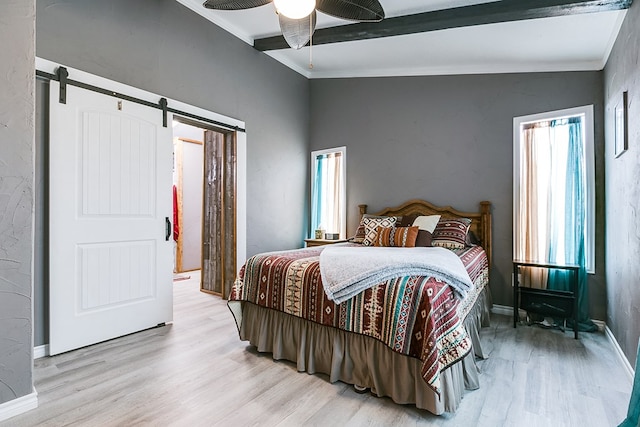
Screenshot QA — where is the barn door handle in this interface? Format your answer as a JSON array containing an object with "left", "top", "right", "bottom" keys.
[{"left": 165, "top": 217, "right": 171, "bottom": 241}]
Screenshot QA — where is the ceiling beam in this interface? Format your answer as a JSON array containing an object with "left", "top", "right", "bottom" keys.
[{"left": 254, "top": 0, "right": 632, "bottom": 51}]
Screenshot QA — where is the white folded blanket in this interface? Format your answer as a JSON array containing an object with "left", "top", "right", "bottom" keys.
[{"left": 319, "top": 246, "right": 473, "bottom": 304}]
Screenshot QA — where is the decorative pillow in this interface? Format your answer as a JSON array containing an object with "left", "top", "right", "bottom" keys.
[
  {"left": 352, "top": 214, "right": 393, "bottom": 243},
  {"left": 362, "top": 216, "right": 397, "bottom": 246},
  {"left": 373, "top": 226, "right": 419, "bottom": 247},
  {"left": 352, "top": 224, "right": 366, "bottom": 243},
  {"left": 411, "top": 215, "right": 441, "bottom": 233},
  {"left": 397, "top": 214, "right": 416, "bottom": 227},
  {"left": 415, "top": 230, "right": 433, "bottom": 247},
  {"left": 466, "top": 230, "right": 480, "bottom": 246},
  {"left": 432, "top": 218, "right": 472, "bottom": 249}
]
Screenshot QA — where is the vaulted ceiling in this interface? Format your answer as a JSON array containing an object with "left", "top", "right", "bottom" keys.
[{"left": 175, "top": 0, "right": 631, "bottom": 78}]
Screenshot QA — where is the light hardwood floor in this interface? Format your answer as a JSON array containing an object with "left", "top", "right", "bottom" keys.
[{"left": 4, "top": 273, "right": 632, "bottom": 427}]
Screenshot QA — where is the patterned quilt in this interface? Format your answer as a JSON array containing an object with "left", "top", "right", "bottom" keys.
[{"left": 229, "top": 243, "right": 489, "bottom": 393}]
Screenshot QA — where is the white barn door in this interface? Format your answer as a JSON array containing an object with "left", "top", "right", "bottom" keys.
[{"left": 49, "top": 81, "right": 173, "bottom": 355}]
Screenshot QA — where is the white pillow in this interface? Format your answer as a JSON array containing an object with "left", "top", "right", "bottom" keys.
[{"left": 411, "top": 215, "right": 441, "bottom": 233}]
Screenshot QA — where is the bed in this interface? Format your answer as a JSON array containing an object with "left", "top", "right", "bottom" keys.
[{"left": 228, "top": 199, "right": 492, "bottom": 415}]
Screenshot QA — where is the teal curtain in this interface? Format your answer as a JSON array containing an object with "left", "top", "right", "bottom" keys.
[
  {"left": 311, "top": 154, "right": 324, "bottom": 234},
  {"left": 618, "top": 339, "right": 640, "bottom": 427},
  {"left": 547, "top": 117, "right": 597, "bottom": 332}
]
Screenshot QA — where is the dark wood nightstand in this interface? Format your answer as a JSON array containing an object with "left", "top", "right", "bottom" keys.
[{"left": 304, "top": 238, "right": 348, "bottom": 247}]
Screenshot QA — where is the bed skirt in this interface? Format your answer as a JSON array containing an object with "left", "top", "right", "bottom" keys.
[{"left": 235, "top": 286, "right": 492, "bottom": 415}]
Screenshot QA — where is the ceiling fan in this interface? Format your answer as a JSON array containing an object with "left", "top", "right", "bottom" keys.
[{"left": 203, "top": 0, "right": 385, "bottom": 50}]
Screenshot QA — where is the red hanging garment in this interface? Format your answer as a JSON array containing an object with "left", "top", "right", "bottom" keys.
[{"left": 172, "top": 185, "right": 179, "bottom": 241}]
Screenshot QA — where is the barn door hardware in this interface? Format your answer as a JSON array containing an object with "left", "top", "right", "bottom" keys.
[
  {"left": 57, "top": 67, "right": 68, "bottom": 104},
  {"left": 36, "top": 64, "right": 245, "bottom": 132},
  {"left": 160, "top": 98, "right": 168, "bottom": 128}
]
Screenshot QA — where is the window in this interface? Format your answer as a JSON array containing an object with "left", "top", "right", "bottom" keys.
[
  {"left": 513, "top": 105, "right": 595, "bottom": 273},
  {"left": 311, "top": 147, "right": 346, "bottom": 239}
]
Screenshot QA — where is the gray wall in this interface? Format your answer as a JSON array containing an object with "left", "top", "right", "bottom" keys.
[
  {"left": 0, "top": 1, "right": 35, "bottom": 405},
  {"left": 604, "top": 1, "right": 640, "bottom": 365},
  {"left": 310, "top": 73, "right": 607, "bottom": 318},
  {"left": 34, "top": 0, "right": 310, "bottom": 345},
  {"left": 37, "top": 0, "right": 310, "bottom": 255}
]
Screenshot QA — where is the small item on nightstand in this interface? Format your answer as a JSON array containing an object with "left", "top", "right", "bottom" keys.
[
  {"left": 315, "top": 226, "right": 325, "bottom": 239},
  {"left": 325, "top": 233, "right": 339, "bottom": 240}
]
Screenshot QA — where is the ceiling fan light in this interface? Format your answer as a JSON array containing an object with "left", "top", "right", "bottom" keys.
[
  {"left": 274, "top": 0, "right": 316, "bottom": 19},
  {"left": 279, "top": 10, "right": 316, "bottom": 49}
]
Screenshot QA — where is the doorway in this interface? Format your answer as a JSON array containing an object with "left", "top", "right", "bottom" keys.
[
  {"left": 171, "top": 118, "right": 238, "bottom": 298},
  {"left": 172, "top": 122, "right": 205, "bottom": 274}
]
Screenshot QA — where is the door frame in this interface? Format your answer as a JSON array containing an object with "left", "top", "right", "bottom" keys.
[{"left": 171, "top": 120, "right": 240, "bottom": 299}]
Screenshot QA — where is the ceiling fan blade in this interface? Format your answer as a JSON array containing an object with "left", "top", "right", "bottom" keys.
[
  {"left": 316, "top": 0, "right": 384, "bottom": 22},
  {"left": 279, "top": 10, "right": 317, "bottom": 50},
  {"left": 203, "top": 0, "right": 272, "bottom": 11}
]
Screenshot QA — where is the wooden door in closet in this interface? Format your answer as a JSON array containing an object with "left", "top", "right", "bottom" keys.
[{"left": 201, "top": 129, "right": 237, "bottom": 298}]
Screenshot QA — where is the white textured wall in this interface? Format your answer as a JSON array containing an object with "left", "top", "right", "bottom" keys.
[
  {"left": 0, "top": 0, "right": 35, "bottom": 404},
  {"left": 604, "top": 3, "right": 640, "bottom": 365}
]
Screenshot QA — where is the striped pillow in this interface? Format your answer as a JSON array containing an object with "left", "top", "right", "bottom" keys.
[
  {"left": 432, "top": 218, "right": 472, "bottom": 249},
  {"left": 373, "top": 226, "right": 419, "bottom": 247},
  {"left": 362, "top": 216, "right": 397, "bottom": 246}
]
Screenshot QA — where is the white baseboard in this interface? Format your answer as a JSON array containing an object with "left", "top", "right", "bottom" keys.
[
  {"left": 491, "top": 304, "right": 515, "bottom": 317},
  {"left": 605, "top": 325, "right": 635, "bottom": 381},
  {"left": 591, "top": 319, "right": 606, "bottom": 332},
  {"left": 0, "top": 391, "right": 38, "bottom": 423},
  {"left": 492, "top": 304, "right": 529, "bottom": 319},
  {"left": 34, "top": 344, "right": 49, "bottom": 359}
]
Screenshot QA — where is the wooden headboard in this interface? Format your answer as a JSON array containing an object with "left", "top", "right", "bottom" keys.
[{"left": 359, "top": 199, "right": 492, "bottom": 266}]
